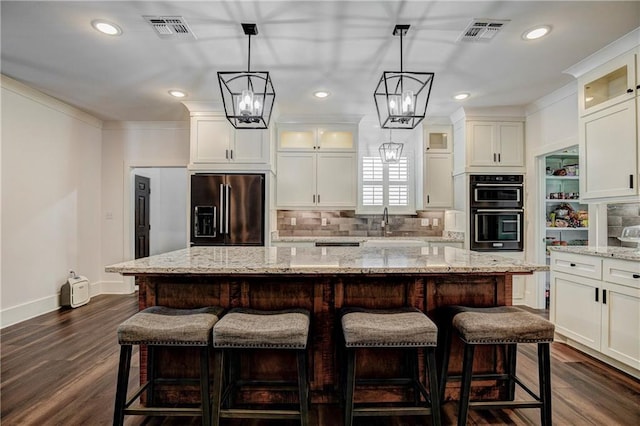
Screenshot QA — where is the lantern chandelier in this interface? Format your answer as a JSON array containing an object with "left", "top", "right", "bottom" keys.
[
  {"left": 379, "top": 129, "right": 404, "bottom": 163},
  {"left": 218, "top": 23, "right": 275, "bottom": 129},
  {"left": 373, "top": 24, "right": 435, "bottom": 129}
]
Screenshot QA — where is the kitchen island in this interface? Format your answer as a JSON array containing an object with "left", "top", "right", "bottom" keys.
[{"left": 106, "top": 245, "right": 547, "bottom": 405}]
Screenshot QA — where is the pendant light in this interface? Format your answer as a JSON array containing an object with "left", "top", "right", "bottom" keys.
[
  {"left": 373, "top": 24, "right": 435, "bottom": 129},
  {"left": 218, "top": 23, "right": 275, "bottom": 129},
  {"left": 379, "top": 129, "right": 404, "bottom": 163}
]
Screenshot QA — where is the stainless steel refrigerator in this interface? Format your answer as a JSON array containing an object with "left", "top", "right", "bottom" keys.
[{"left": 190, "top": 173, "right": 265, "bottom": 246}]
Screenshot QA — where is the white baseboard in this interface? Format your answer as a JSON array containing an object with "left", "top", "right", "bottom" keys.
[{"left": 1, "top": 280, "right": 135, "bottom": 329}]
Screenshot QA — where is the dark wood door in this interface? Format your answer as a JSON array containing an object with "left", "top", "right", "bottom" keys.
[{"left": 134, "top": 175, "right": 150, "bottom": 259}]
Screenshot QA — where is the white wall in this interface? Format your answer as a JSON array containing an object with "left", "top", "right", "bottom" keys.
[
  {"left": 131, "top": 167, "right": 188, "bottom": 256},
  {"left": 101, "top": 121, "right": 189, "bottom": 293},
  {"left": 1, "top": 76, "right": 103, "bottom": 327}
]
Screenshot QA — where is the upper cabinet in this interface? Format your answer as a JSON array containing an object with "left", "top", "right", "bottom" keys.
[
  {"left": 424, "top": 125, "right": 451, "bottom": 153},
  {"left": 189, "top": 113, "right": 271, "bottom": 171},
  {"left": 277, "top": 124, "right": 356, "bottom": 152},
  {"left": 423, "top": 124, "right": 453, "bottom": 208},
  {"left": 467, "top": 121, "right": 524, "bottom": 168},
  {"left": 579, "top": 52, "right": 637, "bottom": 117},
  {"left": 576, "top": 48, "right": 639, "bottom": 202}
]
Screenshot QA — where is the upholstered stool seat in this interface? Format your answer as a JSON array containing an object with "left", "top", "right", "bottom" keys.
[
  {"left": 113, "top": 306, "right": 223, "bottom": 426},
  {"left": 341, "top": 307, "right": 441, "bottom": 426},
  {"left": 438, "top": 305, "right": 554, "bottom": 426},
  {"left": 211, "top": 308, "right": 310, "bottom": 426}
]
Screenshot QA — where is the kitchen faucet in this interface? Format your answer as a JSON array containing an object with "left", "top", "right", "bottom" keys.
[{"left": 381, "top": 206, "right": 389, "bottom": 236}]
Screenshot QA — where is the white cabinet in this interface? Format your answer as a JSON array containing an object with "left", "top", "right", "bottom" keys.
[
  {"left": 550, "top": 251, "right": 640, "bottom": 373},
  {"left": 276, "top": 152, "right": 356, "bottom": 208},
  {"left": 579, "top": 98, "right": 637, "bottom": 200},
  {"left": 424, "top": 125, "right": 452, "bottom": 153},
  {"left": 467, "top": 121, "right": 524, "bottom": 167},
  {"left": 276, "top": 123, "right": 357, "bottom": 208},
  {"left": 577, "top": 50, "right": 639, "bottom": 203},
  {"left": 423, "top": 153, "right": 452, "bottom": 208},
  {"left": 190, "top": 115, "right": 269, "bottom": 167},
  {"left": 277, "top": 124, "right": 356, "bottom": 152}
]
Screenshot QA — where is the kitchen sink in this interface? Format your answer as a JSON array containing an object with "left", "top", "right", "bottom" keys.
[{"left": 361, "top": 239, "right": 427, "bottom": 247}]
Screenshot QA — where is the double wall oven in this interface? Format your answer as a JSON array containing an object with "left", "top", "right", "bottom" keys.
[{"left": 470, "top": 174, "right": 524, "bottom": 251}]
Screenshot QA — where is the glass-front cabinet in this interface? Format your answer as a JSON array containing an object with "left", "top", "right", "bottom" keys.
[
  {"left": 578, "top": 51, "right": 636, "bottom": 116},
  {"left": 277, "top": 124, "right": 355, "bottom": 151}
]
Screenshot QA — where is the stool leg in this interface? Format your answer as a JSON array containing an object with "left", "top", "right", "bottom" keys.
[
  {"left": 506, "top": 344, "right": 517, "bottom": 401},
  {"left": 113, "top": 344, "right": 132, "bottom": 426},
  {"left": 457, "top": 343, "right": 475, "bottom": 426},
  {"left": 344, "top": 349, "right": 356, "bottom": 426},
  {"left": 425, "top": 347, "right": 442, "bottom": 426},
  {"left": 147, "top": 345, "right": 155, "bottom": 406},
  {"left": 410, "top": 349, "right": 420, "bottom": 405},
  {"left": 538, "top": 343, "right": 552, "bottom": 426},
  {"left": 297, "top": 350, "right": 309, "bottom": 426},
  {"left": 211, "top": 350, "right": 224, "bottom": 426},
  {"left": 200, "top": 347, "right": 211, "bottom": 426},
  {"left": 438, "top": 324, "right": 452, "bottom": 404}
]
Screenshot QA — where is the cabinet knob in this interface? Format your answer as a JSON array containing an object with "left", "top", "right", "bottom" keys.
[
  {"left": 570, "top": 263, "right": 576, "bottom": 267},
  {"left": 633, "top": 274, "right": 640, "bottom": 279},
  {"left": 627, "top": 88, "right": 634, "bottom": 93}
]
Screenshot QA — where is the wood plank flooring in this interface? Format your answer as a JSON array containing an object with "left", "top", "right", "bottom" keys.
[{"left": 2, "top": 293, "right": 639, "bottom": 425}]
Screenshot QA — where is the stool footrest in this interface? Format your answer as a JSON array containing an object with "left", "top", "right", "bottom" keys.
[
  {"left": 353, "top": 406, "right": 434, "bottom": 417},
  {"left": 469, "top": 400, "right": 543, "bottom": 410},
  {"left": 220, "top": 408, "right": 301, "bottom": 419},
  {"left": 124, "top": 405, "right": 203, "bottom": 416}
]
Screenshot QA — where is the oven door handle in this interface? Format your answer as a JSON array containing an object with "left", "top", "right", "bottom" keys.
[
  {"left": 473, "top": 183, "right": 523, "bottom": 187},
  {"left": 475, "top": 209, "right": 524, "bottom": 213}
]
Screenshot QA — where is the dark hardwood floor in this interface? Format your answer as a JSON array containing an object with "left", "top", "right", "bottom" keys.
[{"left": 2, "top": 293, "right": 639, "bottom": 425}]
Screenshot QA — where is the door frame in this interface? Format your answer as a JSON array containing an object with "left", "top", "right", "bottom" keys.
[{"left": 123, "top": 161, "right": 187, "bottom": 291}]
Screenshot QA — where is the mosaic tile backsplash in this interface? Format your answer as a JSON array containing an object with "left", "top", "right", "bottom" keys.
[
  {"left": 277, "top": 210, "right": 445, "bottom": 237},
  {"left": 607, "top": 202, "right": 640, "bottom": 247}
]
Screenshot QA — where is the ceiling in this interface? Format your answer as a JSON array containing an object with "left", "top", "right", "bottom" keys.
[{"left": 2, "top": 1, "right": 639, "bottom": 123}]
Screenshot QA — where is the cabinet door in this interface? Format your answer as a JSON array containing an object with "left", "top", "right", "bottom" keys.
[
  {"left": 600, "top": 281, "right": 640, "bottom": 369},
  {"left": 191, "top": 117, "right": 233, "bottom": 163},
  {"left": 316, "top": 153, "right": 356, "bottom": 207},
  {"left": 580, "top": 98, "right": 637, "bottom": 200},
  {"left": 317, "top": 125, "right": 356, "bottom": 151},
  {"left": 278, "top": 125, "right": 316, "bottom": 151},
  {"left": 550, "top": 271, "right": 601, "bottom": 351},
  {"left": 579, "top": 52, "right": 636, "bottom": 116},
  {"left": 276, "top": 153, "right": 316, "bottom": 207},
  {"left": 424, "top": 125, "right": 452, "bottom": 153},
  {"left": 424, "top": 153, "right": 452, "bottom": 208},
  {"left": 233, "top": 129, "right": 269, "bottom": 163},
  {"left": 468, "top": 122, "right": 497, "bottom": 166},
  {"left": 496, "top": 122, "right": 524, "bottom": 166}
]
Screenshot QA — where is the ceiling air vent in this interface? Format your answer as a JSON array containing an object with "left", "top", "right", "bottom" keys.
[
  {"left": 144, "top": 16, "right": 196, "bottom": 39},
  {"left": 458, "top": 19, "right": 509, "bottom": 42}
]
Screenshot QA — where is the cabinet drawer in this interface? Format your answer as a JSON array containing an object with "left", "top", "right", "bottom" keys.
[
  {"left": 551, "top": 252, "right": 602, "bottom": 280},
  {"left": 603, "top": 258, "right": 640, "bottom": 289}
]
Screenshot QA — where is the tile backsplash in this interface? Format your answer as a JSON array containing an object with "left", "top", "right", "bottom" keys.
[
  {"left": 277, "top": 210, "right": 445, "bottom": 237},
  {"left": 607, "top": 202, "right": 640, "bottom": 247}
]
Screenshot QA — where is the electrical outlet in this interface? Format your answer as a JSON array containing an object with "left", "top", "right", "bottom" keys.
[
  {"left": 321, "top": 218, "right": 327, "bottom": 226},
  {"left": 433, "top": 218, "right": 439, "bottom": 226},
  {"left": 421, "top": 218, "right": 429, "bottom": 226},
  {"left": 290, "top": 217, "right": 297, "bottom": 226}
]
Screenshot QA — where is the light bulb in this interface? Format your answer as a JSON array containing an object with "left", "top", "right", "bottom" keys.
[{"left": 402, "top": 90, "right": 414, "bottom": 114}]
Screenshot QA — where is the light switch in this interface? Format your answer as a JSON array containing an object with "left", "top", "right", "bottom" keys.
[
  {"left": 421, "top": 218, "right": 429, "bottom": 226},
  {"left": 433, "top": 218, "right": 439, "bottom": 226},
  {"left": 290, "top": 217, "right": 297, "bottom": 226},
  {"left": 322, "top": 218, "right": 327, "bottom": 226}
]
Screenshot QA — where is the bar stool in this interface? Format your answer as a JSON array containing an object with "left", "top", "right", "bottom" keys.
[
  {"left": 438, "top": 306, "right": 554, "bottom": 426},
  {"left": 211, "top": 308, "right": 310, "bottom": 426},
  {"left": 340, "top": 307, "right": 441, "bottom": 426},
  {"left": 113, "top": 305, "right": 223, "bottom": 426}
]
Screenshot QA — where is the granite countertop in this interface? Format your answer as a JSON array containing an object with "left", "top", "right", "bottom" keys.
[
  {"left": 105, "top": 246, "right": 547, "bottom": 275},
  {"left": 272, "top": 235, "right": 464, "bottom": 243},
  {"left": 548, "top": 246, "right": 640, "bottom": 262}
]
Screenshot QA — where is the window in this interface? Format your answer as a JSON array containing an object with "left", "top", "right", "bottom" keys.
[{"left": 361, "top": 155, "right": 412, "bottom": 212}]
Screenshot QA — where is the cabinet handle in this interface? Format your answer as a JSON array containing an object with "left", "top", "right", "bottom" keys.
[
  {"left": 632, "top": 274, "right": 640, "bottom": 279},
  {"left": 637, "top": 85, "right": 640, "bottom": 90},
  {"left": 427, "top": 195, "right": 430, "bottom": 204},
  {"left": 225, "top": 149, "right": 229, "bottom": 159},
  {"left": 630, "top": 175, "right": 634, "bottom": 189},
  {"left": 603, "top": 289, "right": 607, "bottom": 304},
  {"left": 570, "top": 263, "right": 576, "bottom": 267},
  {"left": 498, "top": 153, "right": 501, "bottom": 163},
  {"left": 317, "top": 194, "right": 320, "bottom": 203},
  {"left": 493, "top": 153, "right": 497, "bottom": 162},
  {"left": 313, "top": 194, "right": 316, "bottom": 203},
  {"left": 595, "top": 287, "right": 599, "bottom": 302},
  {"left": 627, "top": 88, "right": 634, "bottom": 93},
  {"left": 230, "top": 149, "right": 234, "bottom": 160}
]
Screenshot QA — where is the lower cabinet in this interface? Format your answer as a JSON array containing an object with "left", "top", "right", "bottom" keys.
[{"left": 550, "top": 252, "right": 640, "bottom": 372}]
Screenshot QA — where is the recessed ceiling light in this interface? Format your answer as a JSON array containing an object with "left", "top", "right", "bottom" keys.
[
  {"left": 453, "top": 93, "right": 470, "bottom": 100},
  {"left": 168, "top": 89, "right": 187, "bottom": 98},
  {"left": 313, "top": 91, "right": 330, "bottom": 99},
  {"left": 92, "top": 19, "right": 122, "bottom": 36},
  {"left": 522, "top": 25, "right": 551, "bottom": 41}
]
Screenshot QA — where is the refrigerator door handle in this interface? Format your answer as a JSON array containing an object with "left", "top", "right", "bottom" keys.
[
  {"left": 226, "top": 184, "right": 231, "bottom": 236},
  {"left": 220, "top": 183, "right": 225, "bottom": 234}
]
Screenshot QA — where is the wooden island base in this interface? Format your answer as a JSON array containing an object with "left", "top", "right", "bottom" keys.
[{"left": 135, "top": 272, "right": 516, "bottom": 406}]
